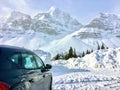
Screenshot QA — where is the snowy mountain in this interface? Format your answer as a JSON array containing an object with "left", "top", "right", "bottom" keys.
[
  {"left": 0, "top": 7, "right": 82, "bottom": 37},
  {"left": 0, "top": 7, "right": 82, "bottom": 54},
  {"left": 2, "top": 11, "right": 32, "bottom": 30},
  {"left": 1, "top": 9, "right": 120, "bottom": 58},
  {"left": 32, "top": 7, "right": 82, "bottom": 36},
  {"left": 73, "top": 13, "right": 120, "bottom": 48},
  {"left": 43, "top": 13, "right": 120, "bottom": 57},
  {"left": 85, "top": 13, "right": 120, "bottom": 32}
]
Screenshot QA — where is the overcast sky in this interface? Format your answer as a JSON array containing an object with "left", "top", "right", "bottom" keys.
[{"left": 0, "top": 0, "right": 120, "bottom": 24}]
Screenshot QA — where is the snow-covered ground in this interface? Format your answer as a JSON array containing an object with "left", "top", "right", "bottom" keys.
[
  {"left": 52, "top": 67, "right": 120, "bottom": 90},
  {"left": 51, "top": 48, "right": 120, "bottom": 90}
]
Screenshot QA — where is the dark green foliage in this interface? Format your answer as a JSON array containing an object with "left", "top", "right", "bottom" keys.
[
  {"left": 68, "top": 47, "right": 73, "bottom": 58},
  {"left": 86, "top": 50, "right": 90, "bottom": 54},
  {"left": 73, "top": 48, "right": 77, "bottom": 58},
  {"left": 101, "top": 43, "right": 105, "bottom": 49},
  {"left": 82, "top": 51, "right": 85, "bottom": 57},
  {"left": 97, "top": 44, "right": 100, "bottom": 50},
  {"left": 91, "top": 49, "right": 93, "bottom": 53},
  {"left": 53, "top": 47, "right": 79, "bottom": 60},
  {"left": 53, "top": 53, "right": 60, "bottom": 60}
]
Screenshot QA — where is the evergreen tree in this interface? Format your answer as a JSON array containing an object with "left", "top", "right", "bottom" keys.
[
  {"left": 86, "top": 50, "right": 89, "bottom": 54},
  {"left": 68, "top": 47, "right": 73, "bottom": 58},
  {"left": 97, "top": 44, "right": 100, "bottom": 50},
  {"left": 101, "top": 43, "right": 105, "bottom": 49},
  {"left": 54, "top": 54, "right": 60, "bottom": 60},
  {"left": 106, "top": 47, "right": 109, "bottom": 49},
  {"left": 91, "top": 49, "right": 93, "bottom": 53},
  {"left": 73, "top": 48, "right": 77, "bottom": 58},
  {"left": 64, "top": 53, "right": 69, "bottom": 60},
  {"left": 82, "top": 51, "right": 85, "bottom": 57}
]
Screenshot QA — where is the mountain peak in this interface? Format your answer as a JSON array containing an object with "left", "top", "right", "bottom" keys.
[
  {"left": 48, "top": 6, "right": 61, "bottom": 16},
  {"left": 96, "top": 12, "right": 118, "bottom": 19},
  {"left": 85, "top": 12, "right": 120, "bottom": 30},
  {"left": 49, "top": 6, "right": 58, "bottom": 12},
  {"left": 9, "top": 11, "right": 31, "bottom": 20}
]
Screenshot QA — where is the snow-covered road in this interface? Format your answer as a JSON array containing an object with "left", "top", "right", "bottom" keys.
[{"left": 52, "top": 65, "right": 120, "bottom": 90}]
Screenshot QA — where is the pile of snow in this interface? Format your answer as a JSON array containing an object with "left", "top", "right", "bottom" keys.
[
  {"left": 52, "top": 48, "right": 120, "bottom": 69},
  {"left": 52, "top": 48, "right": 120, "bottom": 90},
  {"left": 83, "top": 48, "right": 120, "bottom": 69}
]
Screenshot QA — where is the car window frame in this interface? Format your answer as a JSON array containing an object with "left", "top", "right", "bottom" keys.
[
  {"left": 7, "top": 52, "right": 22, "bottom": 69},
  {"left": 7, "top": 51, "right": 46, "bottom": 70},
  {"left": 21, "top": 52, "right": 45, "bottom": 70},
  {"left": 33, "top": 54, "right": 46, "bottom": 69}
]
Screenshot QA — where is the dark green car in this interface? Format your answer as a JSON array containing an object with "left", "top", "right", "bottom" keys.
[{"left": 0, "top": 45, "right": 52, "bottom": 90}]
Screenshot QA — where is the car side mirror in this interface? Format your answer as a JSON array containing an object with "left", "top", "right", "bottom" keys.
[{"left": 45, "top": 64, "right": 52, "bottom": 69}]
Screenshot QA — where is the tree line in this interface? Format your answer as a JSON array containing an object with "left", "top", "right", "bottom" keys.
[{"left": 53, "top": 43, "right": 108, "bottom": 60}]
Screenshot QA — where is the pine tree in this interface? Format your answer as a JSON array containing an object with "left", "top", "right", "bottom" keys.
[
  {"left": 91, "top": 49, "right": 93, "bottom": 53},
  {"left": 73, "top": 48, "right": 77, "bottom": 58},
  {"left": 82, "top": 51, "right": 85, "bottom": 57},
  {"left": 54, "top": 54, "right": 60, "bottom": 60},
  {"left": 68, "top": 47, "right": 73, "bottom": 58},
  {"left": 97, "top": 44, "right": 100, "bottom": 50},
  {"left": 101, "top": 43, "right": 105, "bottom": 49},
  {"left": 64, "top": 53, "right": 69, "bottom": 60}
]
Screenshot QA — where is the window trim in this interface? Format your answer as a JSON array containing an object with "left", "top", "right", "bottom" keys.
[
  {"left": 21, "top": 52, "right": 45, "bottom": 70},
  {"left": 7, "top": 52, "right": 21, "bottom": 69},
  {"left": 8, "top": 52, "right": 45, "bottom": 70},
  {"left": 33, "top": 54, "right": 45, "bottom": 69}
]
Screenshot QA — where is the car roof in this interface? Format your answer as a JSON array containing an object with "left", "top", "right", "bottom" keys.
[{"left": 0, "top": 45, "right": 33, "bottom": 54}]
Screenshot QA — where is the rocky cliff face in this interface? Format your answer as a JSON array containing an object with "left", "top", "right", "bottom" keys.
[{"left": 0, "top": 7, "right": 82, "bottom": 36}]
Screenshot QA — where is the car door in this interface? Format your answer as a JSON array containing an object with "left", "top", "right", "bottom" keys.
[
  {"left": 33, "top": 54, "right": 52, "bottom": 90},
  {"left": 21, "top": 53, "right": 50, "bottom": 90}
]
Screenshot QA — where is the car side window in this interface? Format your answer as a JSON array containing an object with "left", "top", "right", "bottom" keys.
[
  {"left": 9, "top": 53, "right": 19, "bottom": 65},
  {"left": 34, "top": 55, "right": 45, "bottom": 69},
  {"left": 22, "top": 53, "right": 37, "bottom": 69}
]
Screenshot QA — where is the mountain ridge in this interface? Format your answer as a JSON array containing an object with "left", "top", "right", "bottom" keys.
[{"left": 0, "top": 8, "right": 120, "bottom": 57}]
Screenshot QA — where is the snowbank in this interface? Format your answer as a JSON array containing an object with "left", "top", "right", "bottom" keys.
[{"left": 52, "top": 48, "right": 120, "bottom": 69}]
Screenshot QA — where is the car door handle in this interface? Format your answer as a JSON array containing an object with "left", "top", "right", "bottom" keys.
[
  {"left": 43, "top": 75, "right": 45, "bottom": 78},
  {"left": 29, "top": 78, "right": 34, "bottom": 83}
]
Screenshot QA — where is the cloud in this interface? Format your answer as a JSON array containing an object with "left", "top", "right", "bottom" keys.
[
  {"left": 8, "top": 0, "right": 31, "bottom": 13},
  {"left": 0, "top": 6, "right": 12, "bottom": 18},
  {"left": 0, "top": 0, "right": 36, "bottom": 17},
  {"left": 110, "top": 0, "right": 120, "bottom": 15}
]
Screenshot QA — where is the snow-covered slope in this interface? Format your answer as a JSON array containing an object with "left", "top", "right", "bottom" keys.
[
  {"left": 43, "top": 13, "right": 120, "bottom": 57},
  {"left": 41, "top": 34, "right": 93, "bottom": 57}
]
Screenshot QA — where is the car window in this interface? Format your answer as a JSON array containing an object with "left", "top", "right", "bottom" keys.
[
  {"left": 34, "top": 55, "right": 45, "bottom": 69},
  {"left": 9, "top": 53, "right": 19, "bottom": 64},
  {"left": 22, "top": 53, "right": 37, "bottom": 69}
]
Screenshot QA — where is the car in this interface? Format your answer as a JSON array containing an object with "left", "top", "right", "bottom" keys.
[{"left": 0, "top": 45, "right": 52, "bottom": 90}]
